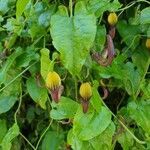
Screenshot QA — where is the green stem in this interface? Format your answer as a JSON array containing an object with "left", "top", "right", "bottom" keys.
[
  {"left": 118, "top": 0, "right": 150, "bottom": 16},
  {"left": 123, "top": 34, "right": 140, "bottom": 54},
  {"left": 20, "top": 132, "right": 36, "bottom": 150},
  {"left": 35, "top": 119, "right": 53, "bottom": 150},
  {"left": 14, "top": 86, "right": 22, "bottom": 123},
  {"left": 138, "top": 0, "right": 150, "bottom": 4},
  {"left": 14, "top": 87, "right": 36, "bottom": 150},
  {"left": 31, "top": 36, "right": 44, "bottom": 46},
  {"left": 69, "top": 0, "right": 73, "bottom": 17},
  {"left": 117, "top": 1, "right": 136, "bottom": 12},
  {"left": 135, "top": 58, "right": 150, "bottom": 98},
  {"left": 100, "top": 98, "right": 146, "bottom": 144},
  {"left": 43, "top": 36, "right": 46, "bottom": 48},
  {"left": 74, "top": 76, "right": 78, "bottom": 100}
]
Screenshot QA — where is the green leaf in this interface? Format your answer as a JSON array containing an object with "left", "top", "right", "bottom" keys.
[
  {"left": 0, "top": 48, "right": 22, "bottom": 85},
  {"left": 29, "top": 24, "right": 46, "bottom": 39},
  {"left": 41, "top": 131, "right": 64, "bottom": 150},
  {"left": 147, "top": 26, "right": 150, "bottom": 38},
  {"left": 132, "top": 47, "right": 150, "bottom": 75},
  {"left": 16, "top": 46, "right": 39, "bottom": 68},
  {"left": 0, "top": 120, "right": 7, "bottom": 144},
  {"left": 94, "top": 25, "right": 106, "bottom": 51},
  {"left": 90, "top": 122, "right": 115, "bottom": 150},
  {"left": 50, "top": 1, "right": 96, "bottom": 75},
  {"left": 87, "top": 0, "right": 122, "bottom": 18},
  {"left": 117, "top": 130, "right": 134, "bottom": 150},
  {"left": 1, "top": 123, "right": 19, "bottom": 150},
  {"left": 141, "top": 80, "right": 150, "bottom": 99},
  {"left": 0, "top": 96, "right": 17, "bottom": 114},
  {"left": 140, "top": 7, "right": 150, "bottom": 24},
  {"left": 10, "top": 138, "right": 21, "bottom": 150},
  {"left": 0, "top": 66, "right": 21, "bottom": 114},
  {"left": 128, "top": 100, "right": 150, "bottom": 135},
  {"left": 5, "top": 34, "right": 17, "bottom": 49},
  {"left": 93, "top": 54, "right": 127, "bottom": 79},
  {"left": 26, "top": 77, "right": 48, "bottom": 109},
  {"left": 123, "top": 62, "right": 141, "bottom": 97},
  {"left": 68, "top": 119, "right": 114, "bottom": 149},
  {"left": 16, "top": 0, "right": 30, "bottom": 20},
  {"left": 1, "top": 66, "right": 21, "bottom": 96},
  {"left": 90, "top": 81, "right": 101, "bottom": 112},
  {"left": 73, "top": 106, "right": 111, "bottom": 140},
  {"left": 50, "top": 97, "right": 79, "bottom": 120},
  {"left": 117, "top": 20, "right": 140, "bottom": 49},
  {"left": 40, "top": 48, "right": 53, "bottom": 80},
  {"left": 67, "top": 129, "right": 93, "bottom": 150},
  {"left": 0, "top": 0, "right": 9, "bottom": 15},
  {"left": 38, "top": 4, "right": 56, "bottom": 28}
]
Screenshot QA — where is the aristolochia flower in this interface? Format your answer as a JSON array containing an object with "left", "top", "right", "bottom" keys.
[
  {"left": 79, "top": 82, "right": 92, "bottom": 113},
  {"left": 46, "top": 71, "right": 61, "bottom": 90},
  {"left": 108, "top": 12, "right": 118, "bottom": 26},
  {"left": 80, "top": 82, "right": 92, "bottom": 101},
  {"left": 146, "top": 39, "right": 150, "bottom": 49},
  {"left": 46, "top": 71, "right": 63, "bottom": 103}
]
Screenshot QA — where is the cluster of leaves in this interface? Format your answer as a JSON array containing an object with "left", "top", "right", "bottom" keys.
[{"left": 0, "top": 0, "right": 150, "bottom": 149}]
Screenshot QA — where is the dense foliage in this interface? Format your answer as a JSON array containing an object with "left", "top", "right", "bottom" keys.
[{"left": 0, "top": 0, "right": 150, "bottom": 149}]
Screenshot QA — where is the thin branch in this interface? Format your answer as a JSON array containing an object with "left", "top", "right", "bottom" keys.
[
  {"left": 100, "top": 97, "right": 146, "bottom": 144},
  {"left": 0, "top": 61, "right": 38, "bottom": 93},
  {"left": 20, "top": 132, "right": 36, "bottom": 150},
  {"left": 35, "top": 119, "right": 53, "bottom": 150}
]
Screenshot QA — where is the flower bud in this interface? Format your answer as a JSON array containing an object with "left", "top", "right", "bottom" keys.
[
  {"left": 79, "top": 82, "right": 92, "bottom": 101},
  {"left": 46, "top": 71, "right": 63, "bottom": 103},
  {"left": 146, "top": 39, "right": 150, "bottom": 49},
  {"left": 46, "top": 71, "right": 61, "bottom": 90},
  {"left": 108, "top": 12, "right": 118, "bottom": 26}
]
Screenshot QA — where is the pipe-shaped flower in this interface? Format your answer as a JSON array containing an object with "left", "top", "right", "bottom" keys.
[
  {"left": 146, "top": 39, "right": 150, "bottom": 49},
  {"left": 108, "top": 12, "right": 118, "bottom": 26},
  {"left": 46, "top": 71, "right": 61, "bottom": 90},
  {"left": 80, "top": 82, "right": 92, "bottom": 101},
  {"left": 46, "top": 71, "right": 63, "bottom": 103}
]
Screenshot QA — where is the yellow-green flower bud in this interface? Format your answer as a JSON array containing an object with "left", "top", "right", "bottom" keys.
[
  {"left": 108, "top": 12, "right": 118, "bottom": 26},
  {"left": 146, "top": 39, "right": 150, "bottom": 49},
  {"left": 46, "top": 71, "right": 61, "bottom": 90},
  {"left": 79, "top": 82, "right": 92, "bottom": 100}
]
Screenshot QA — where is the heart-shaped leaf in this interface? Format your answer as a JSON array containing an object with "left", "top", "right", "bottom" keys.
[{"left": 50, "top": 2, "right": 96, "bottom": 75}]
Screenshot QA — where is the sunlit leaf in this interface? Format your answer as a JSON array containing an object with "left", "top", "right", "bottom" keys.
[
  {"left": 128, "top": 100, "right": 150, "bottom": 135},
  {"left": 16, "top": 0, "right": 30, "bottom": 20},
  {"left": 40, "top": 48, "right": 53, "bottom": 80},
  {"left": 87, "top": 0, "right": 122, "bottom": 17},
  {"left": 94, "top": 25, "right": 106, "bottom": 51},
  {"left": 140, "top": 7, "right": 150, "bottom": 24},
  {"left": 1, "top": 123, "right": 19, "bottom": 150},
  {"left": 90, "top": 122, "right": 115, "bottom": 149},
  {"left": 90, "top": 81, "right": 101, "bottom": 112},
  {"left": 42, "top": 131, "right": 64, "bottom": 150},
  {"left": 50, "top": 97, "right": 79, "bottom": 120},
  {"left": 73, "top": 106, "right": 111, "bottom": 140},
  {"left": 50, "top": 1, "right": 96, "bottom": 75}
]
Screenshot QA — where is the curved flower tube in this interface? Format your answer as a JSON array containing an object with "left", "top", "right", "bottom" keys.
[{"left": 92, "top": 34, "right": 115, "bottom": 66}]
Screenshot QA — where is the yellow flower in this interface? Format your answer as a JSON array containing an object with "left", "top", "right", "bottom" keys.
[
  {"left": 79, "top": 82, "right": 92, "bottom": 100},
  {"left": 146, "top": 39, "right": 150, "bottom": 49},
  {"left": 46, "top": 71, "right": 61, "bottom": 90},
  {"left": 108, "top": 12, "right": 118, "bottom": 26}
]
